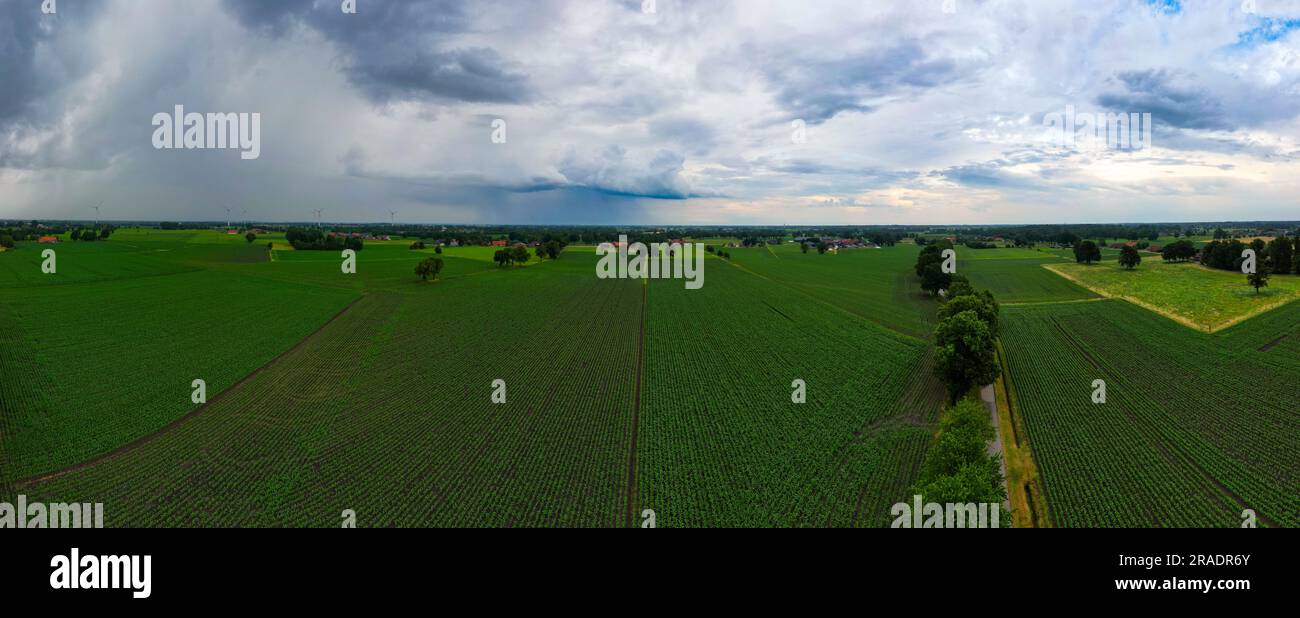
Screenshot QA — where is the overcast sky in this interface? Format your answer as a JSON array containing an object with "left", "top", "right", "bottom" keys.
[{"left": 2, "top": 0, "right": 1299, "bottom": 225}]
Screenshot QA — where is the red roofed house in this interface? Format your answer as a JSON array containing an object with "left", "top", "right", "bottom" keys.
[{"left": 39, "top": 236, "right": 59, "bottom": 243}]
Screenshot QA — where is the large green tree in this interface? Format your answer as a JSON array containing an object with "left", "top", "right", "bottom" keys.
[
  {"left": 511, "top": 244, "right": 531, "bottom": 265},
  {"left": 1073, "top": 240, "right": 1101, "bottom": 264},
  {"left": 920, "top": 261, "right": 952, "bottom": 296},
  {"left": 933, "top": 310, "right": 1000, "bottom": 402},
  {"left": 415, "top": 257, "right": 444, "bottom": 281},
  {"left": 915, "top": 245, "right": 943, "bottom": 277},
  {"left": 1118, "top": 245, "right": 1141, "bottom": 269},
  {"left": 938, "top": 294, "right": 998, "bottom": 333}
]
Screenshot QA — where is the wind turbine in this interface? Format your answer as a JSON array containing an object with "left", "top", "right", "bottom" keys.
[
  {"left": 388, "top": 210, "right": 397, "bottom": 226},
  {"left": 312, "top": 209, "right": 323, "bottom": 229},
  {"left": 242, "top": 209, "right": 249, "bottom": 229},
  {"left": 91, "top": 202, "right": 101, "bottom": 226},
  {"left": 224, "top": 206, "right": 232, "bottom": 229}
]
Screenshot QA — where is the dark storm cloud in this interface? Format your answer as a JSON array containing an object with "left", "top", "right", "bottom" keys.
[
  {"left": 221, "top": 0, "right": 532, "bottom": 104},
  {"left": 761, "top": 41, "right": 963, "bottom": 124},
  {"left": 0, "top": 1, "right": 104, "bottom": 128},
  {"left": 0, "top": 4, "right": 44, "bottom": 124},
  {"left": 646, "top": 115, "right": 717, "bottom": 156},
  {"left": 1096, "top": 70, "right": 1231, "bottom": 131},
  {"left": 557, "top": 145, "right": 694, "bottom": 199}
]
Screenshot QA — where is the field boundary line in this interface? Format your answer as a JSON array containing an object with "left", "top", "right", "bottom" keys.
[
  {"left": 1002, "top": 298, "right": 1107, "bottom": 307},
  {"left": 12, "top": 294, "right": 367, "bottom": 489}
]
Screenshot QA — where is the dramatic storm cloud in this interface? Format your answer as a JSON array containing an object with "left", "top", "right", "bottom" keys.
[{"left": 2, "top": 0, "right": 1300, "bottom": 224}]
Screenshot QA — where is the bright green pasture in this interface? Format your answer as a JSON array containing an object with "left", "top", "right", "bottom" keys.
[{"left": 1046, "top": 261, "right": 1300, "bottom": 332}]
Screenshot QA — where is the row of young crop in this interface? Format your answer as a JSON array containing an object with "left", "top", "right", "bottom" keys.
[
  {"left": 637, "top": 261, "right": 936, "bottom": 527},
  {"left": 1061, "top": 304, "right": 1298, "bottom": 526},
  {"left": 1001, "top": 300, "right": 1297, "bottom": 527},
  {"left": 18, "top": 264, "right": 646, "bottom": 527},
  {"left": 728, "top": 244, "right": 939, "bottom": 340},
  {"left": 0, "top": 270, "right": 359, "bottom": 484}
]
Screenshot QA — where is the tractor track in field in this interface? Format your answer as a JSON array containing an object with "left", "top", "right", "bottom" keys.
[
  {"left": 624, "top": 281, "right": 647, "bottom": 528},
  {"left": 11, "top": 294, "right": 366, "bottom": 490},
  {"left": 1257, "top": 334, "right": 1287, "bottom": 352}
]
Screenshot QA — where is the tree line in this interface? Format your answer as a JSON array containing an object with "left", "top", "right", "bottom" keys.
[
  {"left": 285, "top": 228, "right": 363, "bottom": 251},
  {"left": 911, "top": 250, "right": 1007, "bottom": 519}
]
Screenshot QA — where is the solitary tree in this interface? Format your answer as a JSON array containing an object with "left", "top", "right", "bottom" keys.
[
  {"left": 245, "top": 231, "right": 257, "bottom": 243},
  {"left": 933, "top": 310, "right": 1000, "bottom": 403},
  {"left": 415, "top": 257, "right": 444, "bottom": 281},
  {"left": 435, "top": 244, "right": 442, "bottom": 254},
  {"left": 493, "top": 249, "right": 510, "bottom": 267},
  {"left": 1118, "top": 245, "right": 1141, "bottom": 270},
  {"left": 511, "top": 244, "right": 531, "bottom": 265},
  {"left": 1247, "top": 270, "right": 1270, "bottom": 294},
  {"left": 1073, "top": 240, "right": 1101, "bottom": 264},
  {"left": 543, "top": 240, "right": 562, "bottom": 259},
  {"left": 0, "top": 234, "right": 13, "bottom": 249}
]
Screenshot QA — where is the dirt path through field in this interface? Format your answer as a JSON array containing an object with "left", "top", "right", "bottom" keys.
[
  {"left": 13, "top": 294, "right": 365, "bottom": 489},
  {"left": 980, "top": 384, "right": 1010, "bottom": 510}
]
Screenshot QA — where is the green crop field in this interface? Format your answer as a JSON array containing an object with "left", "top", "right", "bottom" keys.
[
  {"left": 0, "top": 232, "right": 361, "bottom": 482},
  {"left": 727, "top": 243, "right": 937, "bottom": 339},
  {"left": 957, "top": 252, "right": 1097, "bottom": 304},
  {"left": 1000, "top": 299, "right": 1299, "bottom": 527},
  {"left": 2, "top": 226, "right": 1296, "bottom": 529},
  {"left": 1046, "top": 261, "right": 1300, "bottom": 332},
  {"left": 639, "top": 259, "right": 943, "bottom": 527},
  {"left": 2, "top": 233, "right": 948, "bottom": 526}
]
